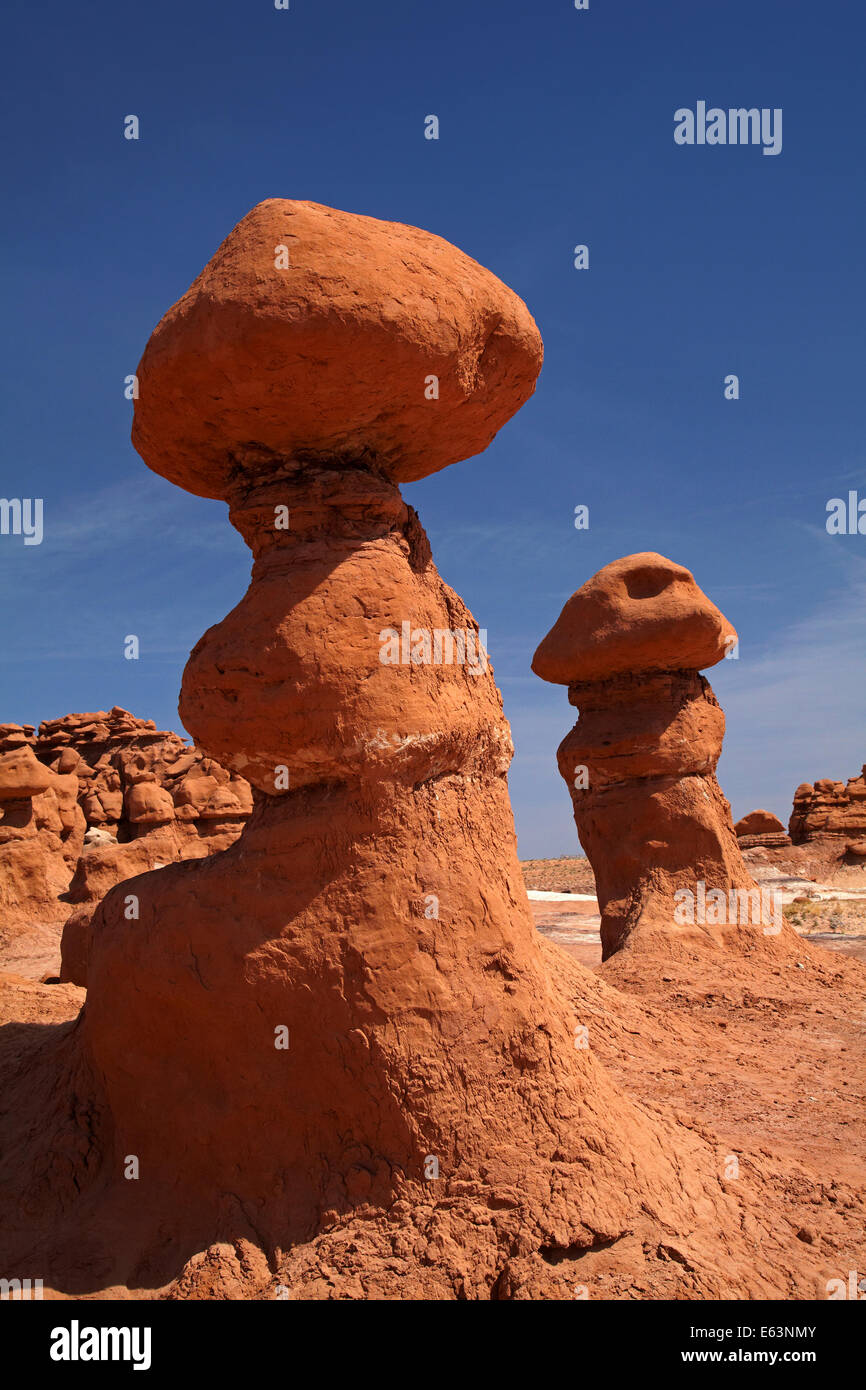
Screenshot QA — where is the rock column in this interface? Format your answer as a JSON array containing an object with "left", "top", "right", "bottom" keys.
[
  {"left": 78, "top": 201, "right": 660, "bottom": 1254},
  {"left": 533, "top": 553, "right": 788, "bottom": 960}
]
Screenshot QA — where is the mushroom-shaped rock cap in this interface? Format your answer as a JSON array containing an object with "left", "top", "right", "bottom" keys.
[
  {"left": 131, "top": 199, "right": 543, "bottom": 498},
  {"left": 734, "top": 810, "right": 786, "bottom": 837},
  {"left": 0, "top": 746, "right": 54, "bottom": 801},
  {"left": 532, "top": 552, "right": 737, "bottom": 685}
]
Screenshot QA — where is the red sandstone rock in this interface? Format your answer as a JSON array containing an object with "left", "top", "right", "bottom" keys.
[
  {"left": 789, "top": 766, "right": 866, "bottom": 858},
  {"left": 533, "top": 554, "right": 797, "bottom": 961},
  {"left": 0, "top": 708, "right": 252, "bottom": 984},
  {"left": 0, "top": 747, "right": 53, "bottom": 800},
  {"left": 0, "top": 738, "right": 85, "bottom": 944},
  {"left": 0, "top": 722, "right": 35, "bottom": 750},
  {"left": 131, "top": 199, "right": 543, "bottom": 497},
  {"left": 125, "top": 782, "right": 176, "bottom": 824},
  {"left": 734, "top": 809, "right": 792, "bottom": 850},
  {"left": 91, "top": 202, "right": 656, "bottom": 1253},
  {"left": 735, "top": 810, "right": 786, "bottom": 837},
  {"left": 59, "top": 818, "right": 245, "bottom": 988},
  {"left": 50, "top": 712, "right": 252, "bottom": 985},
  {"left": 532, "top": 552, "right": 736, "bottom": 686}
]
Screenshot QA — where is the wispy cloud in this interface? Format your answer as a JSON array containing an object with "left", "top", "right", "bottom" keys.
[
  {"left": 37, "top": 475, "right": 236, "bottom": 563},
  {"left": 716, "top": 543, "right": 866, "bottom": 818}
]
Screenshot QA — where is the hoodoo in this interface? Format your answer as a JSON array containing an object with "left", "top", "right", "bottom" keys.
[
  {"left": 734, "top": 809, "right": 792, "bottom": 851},
  {"left": 533, "top": 553, "right": 794, "bottom": 960},
  {"left": 72, "top": 200, "right": 686, "bottom": 1284}
]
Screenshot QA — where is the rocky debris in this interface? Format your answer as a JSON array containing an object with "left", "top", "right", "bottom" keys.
[
  {"left": 789, "top": 769, "right": 866, "bottom": 860},
  {"left": 533, "top": 553, "right": 799, "bottom": 962},
  {"left": 734, "top": 809, "right": 792, "bottom": 850}
]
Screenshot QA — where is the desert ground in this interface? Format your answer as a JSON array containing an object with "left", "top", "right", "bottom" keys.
[
  {"left": 522, "top": 854, "right": 866, "bottom": 1298},
  {"left": 0, "top": 846, "right": 862, "bottom": 1300}
]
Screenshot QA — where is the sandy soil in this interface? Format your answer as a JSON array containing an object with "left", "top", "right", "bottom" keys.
[
  {"left": 522, "top": 855, "right": 597, "bottom": 894},
  {"left": 523, "top": 856, "right": 866, "bottom": 1296},
  {"left": 0, "top": 918, "right": 65, "bottom": 982},
  {"left": 0, "top": 856, "right": 862, "bottom": 1301}
]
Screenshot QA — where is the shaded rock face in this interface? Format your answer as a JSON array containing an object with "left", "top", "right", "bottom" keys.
[
  {"left": 734, "top": 810, "right": 792, "bottom": 851},
  {"left": 533, "top": 554, "right": 790, "bottom": 961},
  {"left": 75, "top": 200, "right": 714, "bottom": 1264},
  {"left": 789, "top": 769, "right": 866, "bottom": 858}
]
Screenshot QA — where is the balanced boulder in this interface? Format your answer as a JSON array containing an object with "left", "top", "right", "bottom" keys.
[{"left": 533, "top": 553, "right": 794, "bottom": 960}]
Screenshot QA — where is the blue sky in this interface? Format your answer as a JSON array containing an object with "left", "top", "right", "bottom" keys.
[{"left": 1, "top": 0, "right": 863, "bottom": 858}]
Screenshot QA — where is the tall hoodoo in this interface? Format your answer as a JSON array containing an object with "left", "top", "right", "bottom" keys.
[
  {"left": 78, "top": 201, "right": 677, "bottom": 1269},
  {"left": 533, "top": 553, "right": 784, "bottom": 961}
]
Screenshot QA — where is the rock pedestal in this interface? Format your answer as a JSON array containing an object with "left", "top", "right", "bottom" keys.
[
  {"left": 79, "top": 200, "right": 665, "bottom": 1251},
  {"left": 533, "top": 553, "right": 788, "bottom": 960}
]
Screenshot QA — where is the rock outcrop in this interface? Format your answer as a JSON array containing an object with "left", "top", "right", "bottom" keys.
[
  {"left": 33, "top": 707, "right": 252, "bottom": 840},
  {"left": 0, "top": 709, "right": 252, "bottom": 982},
  {"left": 734, "top": 810, "right": 792, "bottom": 850},
  {"left": 533, "top": 553, "right": 793, "bottom": 961},
  {"left": 0, "top": 727, "right": 84, "bottom": 943},
  {"left": 789, "top": 769, "right": 866, "bottom": 859},
  {"left": 52, "top": 711, "right": 252, "bottom": 985}
]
